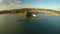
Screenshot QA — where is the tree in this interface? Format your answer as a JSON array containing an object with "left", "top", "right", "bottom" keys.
[{"left": 26, "top": 11, "right": 33, "bottom": 18}]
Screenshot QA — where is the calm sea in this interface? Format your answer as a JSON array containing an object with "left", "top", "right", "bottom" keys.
[{"left": 0, "top": 13, "right": 60, "bottom": 34}]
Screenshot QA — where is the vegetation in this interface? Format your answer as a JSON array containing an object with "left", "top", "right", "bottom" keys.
[{"left": 0, "top": 8, "right": 60, "bottom": 14}]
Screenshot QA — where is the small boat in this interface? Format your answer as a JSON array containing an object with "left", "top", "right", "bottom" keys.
[{"left": 33, "top": 14, "right": 37, "bottom": 17}]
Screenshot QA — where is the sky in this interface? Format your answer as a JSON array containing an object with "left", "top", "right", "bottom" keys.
[{"left": 0, "top": 0, "right": 60, "bottom": 11}]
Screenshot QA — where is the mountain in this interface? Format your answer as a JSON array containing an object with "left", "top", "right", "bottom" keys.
[{"left": 0, "top": 8, "right": 60, "bottom": 14}]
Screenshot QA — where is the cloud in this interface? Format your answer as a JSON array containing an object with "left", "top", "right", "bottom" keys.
[
  {"left": 0, "top": 5, "right": 8, "bottom": 11},
  {"left": 0, "top": 0, "right": 3, "bottom": 2},
  {"left": 0, "top": 3, "right": 60, "bottom": 11},
  {"left": 0, "top": 0, "right": 22, "bottom": 11},
  {"left": 7, "top": 0, "right": 22, "bottom": 9},
  {"left": 0, "top": 0, "right": 22, "bottom": 10},
  {"left": 8, "top": 0, "right": 21, "bottom": 3},
  {"left": 0, "top": 0, "right": 60, "bottom": 11}
]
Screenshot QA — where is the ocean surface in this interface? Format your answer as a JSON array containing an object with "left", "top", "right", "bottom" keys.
[{"left": 0, "top": 13, "right": 60, "bottom": 34}]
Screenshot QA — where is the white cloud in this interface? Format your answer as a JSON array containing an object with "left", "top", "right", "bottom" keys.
[
  {"left": 17, "top": 1, "right": 21, "bottom": 3},
  {"left": 8, "top": 0, "right": 21, "bottom": 3},
  {"left": 0, "top": 5, "right": 8, "bottom": 11},
  {"left": 0, "top": 4, "right": 60, "bottom": 11},
  {"left": 0, "top": 0, "right": 3, "bottom": 2},
  {"left": 0, "top": 0, "right": 22, "bottom": 11},
  {"left": 0, "top": 0, "right": 60, "bottom": 11},
  {"left": 7, "top": 0, "right": 22, "bottom": 9}
]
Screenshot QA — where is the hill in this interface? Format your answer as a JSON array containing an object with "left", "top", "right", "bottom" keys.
[{"left": 0, "top": 8, "right": 60, "bottom": 14}]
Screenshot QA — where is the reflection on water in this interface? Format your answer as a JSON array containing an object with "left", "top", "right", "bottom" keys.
[{"left": 0, "top": 14, "right": 60, "bottom": 34}]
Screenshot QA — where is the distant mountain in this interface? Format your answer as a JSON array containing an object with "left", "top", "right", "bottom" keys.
[{"left": 0, "top": 8, "right": 60, "bottom": 14}]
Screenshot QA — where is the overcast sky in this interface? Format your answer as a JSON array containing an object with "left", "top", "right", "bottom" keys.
[{"left": 0, "top": 0, "right": 60, "bottom": 11}]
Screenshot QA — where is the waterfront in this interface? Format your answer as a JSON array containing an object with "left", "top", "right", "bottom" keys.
[{"left": 0, "top": 13, "right": 60, "bottom": 34}]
